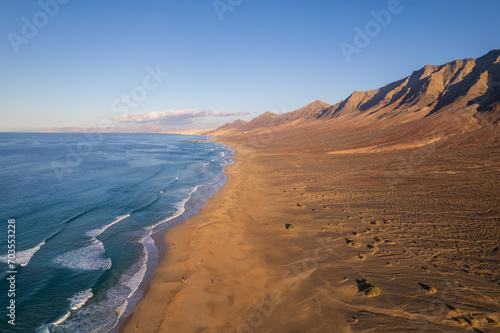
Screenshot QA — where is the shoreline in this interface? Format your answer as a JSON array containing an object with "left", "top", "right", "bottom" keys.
[
  {"left": 117, "top": 141, "right": 234, "bottom": 332},
  {"left": 120, "top": 141, "right": 257, "bottom": 332},
  {"left": 121, "top": 136, "right": 500, "bottom": 332},
  {"left": 118, "top": 182, "right": 227, "bottom": 331},
  {"left": 119, "top": 140, "right": 341, "bottom": 332},
  {"left": 119, "top": 139, "right": 353, "bottom": 332}
]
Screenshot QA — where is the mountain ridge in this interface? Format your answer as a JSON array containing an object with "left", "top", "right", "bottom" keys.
[{"left": 208, "top": 49, "right": 500, "bottom": 139}]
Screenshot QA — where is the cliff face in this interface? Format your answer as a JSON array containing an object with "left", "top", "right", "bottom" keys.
[
  {"left": 208, "top": 50, "right": 500, "bottom": 148},
  {"left": 319, "top": 49, "right": 500, "bottom": 122},
  {"left": 279, "top": 100, "right": 331, "bottom": 122}
]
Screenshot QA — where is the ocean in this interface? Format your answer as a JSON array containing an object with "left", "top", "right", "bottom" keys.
[{"left": 0, "top": 132, "right": 233, "bottom": 332}]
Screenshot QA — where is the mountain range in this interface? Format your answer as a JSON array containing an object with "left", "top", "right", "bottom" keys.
[{"left": 208, "top": 49, "right": 500, "bottom": 152}]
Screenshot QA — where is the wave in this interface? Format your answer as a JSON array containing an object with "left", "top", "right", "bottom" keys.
[
  {"left": 200, "top": 162, "right": 210, "bottom": 173},
  {"left": 62, "top": 209, "right": 97, "bottom": 226},
  {"left": 51, "top": 311, "right": 71, "bottom": 326},
  {"left": 145, "top": 147, "right": 232, "bottom": 232},
  {"left": 68, "top": 289, "right": 94, "bottom": 311},
  {"left": 122, "top": 233, "right": 151, "bottom": 298},
  {"left": 147, "top": 185, "right": 200, "bottom": 230},
  {"left": 50, "top": 232, "right": 157, "bottom": 333},
  {"left": 0, "top": 240, "right": 45, "bottom": 267},
  {"left": 13, "top": 211, "right": 101, "bottom": 268},
  {"left": 41, "top": 288, "right": 93, "bottom": 330},
  {"left": 106, "top": 231, "right": 156, "bottom": 331},
  {"left": 52, "top": 238, "right": 111, "bottom": 271},
  {"left": 47, "top": 141, "right": 234, "bottom": 332},
  {"left": 102, "top": 232, "right": 153, "bottom": 332},
  {"left": 35, "top": 325, "right": 50, "bottom": 333},
  {"left": 86, "top": 214, "right": 130, "bottom": 238},
  {"left": 121, "top": 257, "right": 147, "bottom": 299},
  {"left": 131, "top": 197, "right": 160, "bottom": 214}
]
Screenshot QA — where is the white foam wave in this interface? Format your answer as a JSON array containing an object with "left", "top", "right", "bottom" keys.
[
  {"left": 147, "top": 185, "right": 200, "bottom": 230},
  {"left": 200, "top": 162, "right": 209, "bottom": 173},
  {"left": 68, "top": 289, "right": 94, "bottom": 311},
  {"left": 35, "top": 325, "right": 50, "bottom": 333},
  {"left": 107, "top": 231, "right": 155, "bottom": 330},
  {"left": 112, "top": 299, "right": 129, "bottom": 330},
  {"left": 86, "top": 214, "right": 130, "bottom": 238},
  {"left": 51, "top": 232, "right": 157, "bottom": 333},
  {"left": 50, "top": 297, "right": 124, "bottom": 333},
  {"left": 52, "top": 239, "right": 111, "bottom": 271},
  {"left": 0, "top": 240, "right": 45, "bottom": 267},
  {"left": 51, "top": 311, "right": 71, "bottom": 326},
  {"left": 121, "top": 233, "right": 151, "bottom": 298}
]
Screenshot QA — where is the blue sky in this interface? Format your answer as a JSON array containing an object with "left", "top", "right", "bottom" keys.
[{"left": 1, "top": 0, "right": 499, "bottom": 130}]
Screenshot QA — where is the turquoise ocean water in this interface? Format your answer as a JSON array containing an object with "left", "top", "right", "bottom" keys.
[{"left": 0, "top": 133, "right": 233, "bottom": 332}]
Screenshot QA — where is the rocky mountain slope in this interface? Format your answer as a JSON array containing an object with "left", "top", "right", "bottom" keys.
[{"left": 208, "top": 50, "right": 500, "bottom": 147}]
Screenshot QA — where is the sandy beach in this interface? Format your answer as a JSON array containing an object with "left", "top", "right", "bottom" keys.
[
  {"left": 122, "top": 143, "right": 292, "bottom": 332},
  {"left": 123, "top": 127, "right": 500, "bottom": 332},
  {"left": 4, "top": 1, "right": 500, "bottom": 331}
]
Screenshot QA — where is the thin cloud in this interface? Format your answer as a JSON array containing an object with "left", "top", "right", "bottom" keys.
[{"left": 109, "top": 109, "right": 247, "bottom": 124}]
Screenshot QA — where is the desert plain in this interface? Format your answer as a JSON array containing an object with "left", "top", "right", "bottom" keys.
[{"left": 123, "top": 51, "right": 500, "bottom": 332}]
